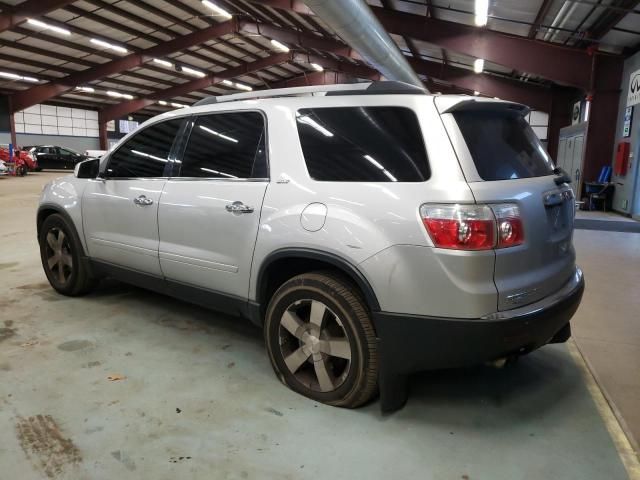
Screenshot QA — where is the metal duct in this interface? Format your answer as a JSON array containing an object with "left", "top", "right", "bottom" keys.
[{"left": 302, "top": 0, "right": 426, "bottom": 90}]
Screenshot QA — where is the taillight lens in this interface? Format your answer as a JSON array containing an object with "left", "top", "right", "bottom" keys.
[
  {"left": 420, "top": 204, "right": 495, "bottom": 250},
  {"left": 491, "top": 204, "right": 524, "bottom": 248}
]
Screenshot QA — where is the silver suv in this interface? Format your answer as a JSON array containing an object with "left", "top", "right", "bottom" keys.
[{"left": 37, "top": 81, "right": 584, "bottom": 411}]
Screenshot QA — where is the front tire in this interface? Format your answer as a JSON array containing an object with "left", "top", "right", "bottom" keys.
[
  {"left": 264, "top": 272, "right": 378, "bottom": 408},
  {"left": 39, "top": 214, "right": 95, "bottom": 296}
]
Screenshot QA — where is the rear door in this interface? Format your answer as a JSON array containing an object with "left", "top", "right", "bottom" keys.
[
  {"left": 158, "top": 111, "right": 268, "bottom": 298},
  {"left": 441, "top": 102, "right": 575, "bottom": 310}
]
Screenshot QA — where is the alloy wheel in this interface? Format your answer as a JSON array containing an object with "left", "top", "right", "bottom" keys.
[
  {"left": 44, "top": 227, "right": 73, "bottom": 285},
  {"left": 278, "top": 299, "right": 352, "bottom": 393}
]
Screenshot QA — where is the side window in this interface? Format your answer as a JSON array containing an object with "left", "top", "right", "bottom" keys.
[
  {"left": 106, "top": 119, "right": 182, "bottom": 178},
  {"left": 179, "top": 112, "right": 267, "bottom": 179},
  {"left": 296, "top": 107, "right": 430, "bottom": 182}
]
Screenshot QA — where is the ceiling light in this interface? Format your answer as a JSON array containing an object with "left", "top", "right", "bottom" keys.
[
  {"left": 171, "top": 102, "right": 188, "bottom": 108},
  {"left": 106, "top": 90, "right": 133, "bottom": 100},
  {"left": 76, "top": 86, "right": 95, "bottom": 93},
  {"left": 181, "top": 66, "right": 205, "bottom": 78},
  {"left": 474, "top": 58, "right": 484, "bottom": 74},
  {"left": 91, "top": 38, "right": 128, "bottom": 54},
  {"left": 310, "top": 63, "right": 324, "bottom": 72},
  {"left": 270, "top": 39, "right": 290, "bottom": 52},
  {"left": 475, "top": 0, "right": 489, "bottom": 27},
  {"left": 0, "top": 71, "right": 40, "bottom": 82},
  {"left": 158, "top": 100, "right": 167, "bottom": 105},
  {"left": 221, "top": 79, "right": 233, "bottom": 86},
  {"left": 202, "top": 0, "right": 232, "bottom": 19},
  {"left": 27, "top": 18, "right": 71, "bottom": 36},
  {"left": 153, "top": 58, "right": 173, "bottom": 67},
  {"left": 200, "top": 125, "right": 238, "bottom": 143},
  {"left": 235, "top": 82, "right": 252, "bottom": 91}
]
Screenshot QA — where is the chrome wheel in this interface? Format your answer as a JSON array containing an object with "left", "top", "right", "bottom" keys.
[
  {"left": 44, "top": 227, "right": 73, "bottom": 285},
  {"left": 278, "top": 299, "right": 352, "bottom": 393}
]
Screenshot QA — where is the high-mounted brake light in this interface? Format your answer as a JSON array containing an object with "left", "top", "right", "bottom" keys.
[
  {"left": 420, "top": 204, "right": 495, "bottom": 250},
  {"left": 419, "top": 203, "right": 524, "bottom": 250}
]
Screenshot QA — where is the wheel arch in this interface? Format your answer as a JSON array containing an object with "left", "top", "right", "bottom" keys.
[
  {"left": 254, "top": 248, "right": 381, "bottom": 321},
  {"left": 37, "top": 204, "right": 87, "bottom": 255}
]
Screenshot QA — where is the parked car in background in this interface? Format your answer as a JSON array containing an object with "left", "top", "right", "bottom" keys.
[
  {"left": 0, "top": 146, "right": 37, "bottom": 175},
  {"left": 25, "top": 146, "right": 88, "bottom": 170},
  {"left": 85, "top": 149, "right": 107, "bottom": 158},
  {"left": 0, "top": 159, "right": 8, "bottom": 176}
]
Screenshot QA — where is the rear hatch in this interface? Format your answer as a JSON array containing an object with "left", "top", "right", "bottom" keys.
[{"left": 439, "top": 98, "right": 576, "bottom": 311}]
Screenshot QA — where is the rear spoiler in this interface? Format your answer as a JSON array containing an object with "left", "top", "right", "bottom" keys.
[{"left": 436, "top": 97, "right": 530, "bottom": 116}]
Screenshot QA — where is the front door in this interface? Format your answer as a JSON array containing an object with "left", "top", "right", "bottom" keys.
[
  {"left": 82, "top": 118, "right": 184, "bottom": 276},
  {"left": 158, "top": 111, "right": 268, "bottom": 298}
]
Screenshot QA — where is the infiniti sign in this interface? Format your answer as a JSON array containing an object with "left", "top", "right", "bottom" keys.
[{"left": 627, "top": 69, "right": 640, "bottom": 106}]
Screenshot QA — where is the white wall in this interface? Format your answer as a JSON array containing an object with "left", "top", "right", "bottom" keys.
[{"left": 15, "top": 104, "right": 99, "bottom": 138}]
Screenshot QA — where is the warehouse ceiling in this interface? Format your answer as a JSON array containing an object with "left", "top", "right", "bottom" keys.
[{"left": 0, "top": 0, "right": 638, "bottom": 117}]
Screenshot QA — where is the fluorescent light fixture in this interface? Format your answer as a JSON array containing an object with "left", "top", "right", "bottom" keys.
[
  {"left": 153, "top": 58, "right": 173, "bottom": 67},
  {"left": 474, "top": 58, "right": 484, "bottom": 74},
  {"left": 181, "top": 66, "right": 205, "bottom": 78},
  {"left": 202, "top": 0, "right": 232, "bottom": 19},
  {"left": 221, "top": 79, "right": 233, "bottom": 86},
  {"left": 76, "top": 86, "right": 95, "bottom": 93},
  {"left": 0, "top": 71, "right": 39, "bottom": 82},
  {"left": 270, "top": 39, "right": 290, "bottom": 52},
  {"left": 27, "top": 18, "right": 71, "bottom": 36},
  {"left": 235, "top": 82, "right": 252, "bottom": 91},
  {"left": 475, "top": 0, "right": 489, "bottom": 26},
  {"left": 199, "top": 125, "right": 239, "bottom": 143},
  {"left": 158, "top": 100, "right": 168, "bottom": 105},
  {"left": 106, "top": 90, "right": 133, "bottom": 100},
  {"left": 310, "top": 63, "right": 324, "bottom": 72},
  {"left": 296, "top": 113, "right": 334, "bottom": 137},
  {"left": 90, "top": 38, "right": 128, "bottom": 54},
  {"left": 171, "top": 102, "right": 188, "bottom": 108}
]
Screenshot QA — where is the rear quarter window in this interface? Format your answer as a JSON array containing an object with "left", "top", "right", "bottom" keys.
[
  {"left": 453, "top": 110, "right": 554, "bottom": 181},
  {"left": 296, "top": 106, "right": 430, "bottom": 182}
]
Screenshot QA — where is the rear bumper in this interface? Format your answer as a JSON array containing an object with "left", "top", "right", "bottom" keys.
[{"left": 373, "top": 267, "right": 584, "bottom": 411}]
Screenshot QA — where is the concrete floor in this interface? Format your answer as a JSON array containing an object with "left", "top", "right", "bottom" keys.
[{"left": 0, "top": 172, "right": 637, "bottom": 480}]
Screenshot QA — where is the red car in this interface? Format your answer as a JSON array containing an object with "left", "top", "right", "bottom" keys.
[{"left": 0, "top": 147, "right": 38, "bottom": 176}]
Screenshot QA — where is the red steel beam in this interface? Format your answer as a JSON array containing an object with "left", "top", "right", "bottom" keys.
[
  {"left": 244, "top": 22, "right": 553, "bottom": 111},
  {"left": 0, "top": 0, "right": 73, "bottom": 32},
  {"left": 249, "top": 0, "right": 606, "bottom": 90},
  {"left": 99, "top": 53, "right": 293, "bottom": 122},
  {"left": 9, "top": 19, "right": 237, "bottom": 113}
]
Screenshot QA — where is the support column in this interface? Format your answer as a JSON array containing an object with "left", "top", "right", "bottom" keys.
[{"left": 99, "top": 120, "right": 108, "bottom": 151}]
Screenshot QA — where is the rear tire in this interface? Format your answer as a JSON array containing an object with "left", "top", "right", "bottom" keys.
[
  {"left": 39, "top": 214, "right": 95, "bottom": 296},
  {"left": 264, "top": 271, "right": 378, "bottom": 408}
]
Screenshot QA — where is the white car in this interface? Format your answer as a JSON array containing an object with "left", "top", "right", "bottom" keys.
[
  {"left": 0, "top": 160, "right": 8, "bottom": 176},
  {"left": 37, "top": 81, "right": 584, "bottom": 411}
]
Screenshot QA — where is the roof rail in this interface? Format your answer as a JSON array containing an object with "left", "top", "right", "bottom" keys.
[{"left": 192, "top": 81, "right": 426, "bottom": 106}]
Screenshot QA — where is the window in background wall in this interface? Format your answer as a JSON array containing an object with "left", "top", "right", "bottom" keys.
[
  {"left": 14, "top": 104, "right": 99, "bottom": 137},
  {"left": 119, "top": 119, "right": 139, "bottom": 134},
  {"left": 525, "top": 110, "right": 549, "bottom": 142}
]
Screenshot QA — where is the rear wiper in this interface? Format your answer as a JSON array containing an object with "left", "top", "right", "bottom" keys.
[{"left": 553, "top": 167, "right": 572, "bottom": 185}]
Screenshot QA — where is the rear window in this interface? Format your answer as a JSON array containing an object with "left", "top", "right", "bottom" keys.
[
  {"left": 296, "top": 106, "right": 430, "bottom": 182},
  {"left": 454, "top": 110, "right": 554, "bottom": 181}
]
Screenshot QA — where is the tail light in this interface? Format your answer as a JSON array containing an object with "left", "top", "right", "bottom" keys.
[
  {"left": 492, "top": 204, "right": 524, "bottom": 248},
  {"left": 420, "top": 203, "right": 524, "bottom": 251},
  {"left": 419, "top": 204, "right": 495, "bottom": 250}
]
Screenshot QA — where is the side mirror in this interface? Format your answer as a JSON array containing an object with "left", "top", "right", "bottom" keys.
[{"left": 74, "top": 158, "right": 100, "bottom": 179}]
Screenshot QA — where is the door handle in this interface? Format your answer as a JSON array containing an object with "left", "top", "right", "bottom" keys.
[
  {"left": 133, "top": 195, "right": 154, "bottom": 206},
  {"left": 225, "top": 201, "right": 254, "bottom": 214}
]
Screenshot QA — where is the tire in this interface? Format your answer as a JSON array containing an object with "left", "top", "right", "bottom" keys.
[
  {"left": 264, "top": 271, "right": 378, "bottom": 408},
  {"left": 39, "top": 213, "right": 95, "bottom": 296},
  {"left": 17, "top": 165, "right": 27, "bottom": 176}
]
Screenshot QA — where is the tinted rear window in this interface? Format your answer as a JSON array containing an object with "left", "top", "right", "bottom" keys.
[
  {"left": 454, "top": 110, "right": 554, "bottom": 181},
  {"left": 296, "top": 106, "right": 430, "bottom": 182}
]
